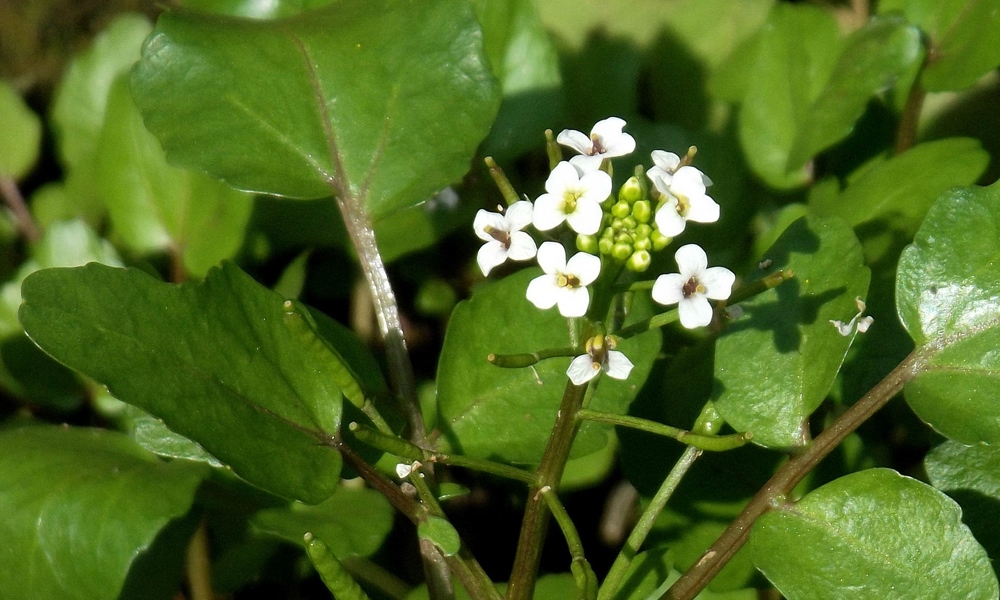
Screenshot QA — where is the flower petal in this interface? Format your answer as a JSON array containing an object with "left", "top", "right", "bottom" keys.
[
  {"left": 567, "top": 354, "right": 600, "bottom": 386},
  {"left": 678, "top": 295, "right": 714, "bottom": 328},
  {"left": 545, "top": 161, "right": 581, "bottom": 194},
  {"left": 477, "top": 241, "right": 508, "bottom": 277},
  {"left": 473, "top": 209, "right": 506, "bottom": 242},
  {"left": 654, "top": 201, "right": 686, "bottom": 237},
  {"left": 566, "top": 251, "right": 602, "bottom": 286},
  {"left": 557, "top": 286, "right": 590, "bottom": 317},
  {"left": 651, "top": 150, "right": 680, "bottom": 173},
  {"left": 579, "top": 170, "right": 613, "bottom": 204},
  {"left": 535, "top": 241, "right": 566, "bottom": 273},
  {"left": 506, "top": 231, "right": 538, "bottom": 261},
  {"left": 565, "top": 199, "right": 603, "bottom": 235},
  {"left": 505, "top": 200, "right": 534, "bottom": 230},
  {"left": 556, "top": 129, "right": 592, "bottom": 155},
  {"left": 569, "top": 154, "right": 604, "bottom": 173},
  {"left": 532, "top": 194, "right": 567, "bottom": 231},
  {"left": 700, "top": 266, "right": 736, "bottom": 300},
  {"left": 674, "top": 244, "right": 708, "bottom": 277},
  {"left": 672, "top": 166, "right": 707, "bottom": 197},
  {"left": 526, "top": 274, "right": 559, "bottom": 309},
  {"left": 685, "top": 194, "right": 720, "bottom": 224},
  {"left": 651, "top": 273, "right": 686, "bottom": 305},
  {"left": 604, "top": 350, "right": 634, "bottom": 380}
]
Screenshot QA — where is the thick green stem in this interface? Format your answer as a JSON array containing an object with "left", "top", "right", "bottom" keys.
[
  {"left": 431, "top": 453, "right": 536, "bottom": 485},
  {"left": 506, "top": 380, "right": 590, "bottom": 600},
  {"left": 598, "top": 446, "right": 702, "bottom": 600},
  {"left": 664, "top": 350, "right": 924, "bottom": 599},
  {"left": 485, "top": 157, "right": 522, "bottom": 206},
  {"left": 545, "top": 129, "right": 562, "bottom": 170},
  {"left": 576, "top": 409, "right": 750, "bottom": 452}
]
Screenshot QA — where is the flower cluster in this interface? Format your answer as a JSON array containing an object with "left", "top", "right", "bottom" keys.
[{"left": 475, "top": 117, "right": 737, "bottom": 384}]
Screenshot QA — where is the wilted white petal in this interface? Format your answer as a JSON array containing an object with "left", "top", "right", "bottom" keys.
[
  {"left": 700, "top": 266, "right": 735, "bottom": 300},
  {"left": 856, "top": 316, "right": 874, "bottom": 333},
  {"left": 651, "top": 273, "right": 686, "bottom": 305},
  {"left": 395, "top": 463, "right": 412, "bottom": 478},
  {"left": 567, "top": 354, "right": 601, "bottom": 385},
  {"left": 604, "top": 350, "right": 634, "bottom": 380},
  {"left": 477, "top": 242, "right": 508, "bottom": 277},
  {"left": 830, "top": 319, "right": 854, "bottom": 336},
  {"left": 507, "top": 231, "right": 537, "bottom": 261}
]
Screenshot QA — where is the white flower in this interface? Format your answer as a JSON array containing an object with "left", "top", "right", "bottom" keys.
[
  {"left": 532, "top": 161, "right": 610, "bottom": 235},
  {"left": 566, "top": 335, "right": 634, "bottom": 386},
  {"left": 474, "top": 201, "right": 537, "bottom": 276},
  {"left": 526, "top": 242, "right": 601, "bottom": 318},
  {"left": 647, "top": 150, "right": 713, "bottom": 187},
  {"left": 652, "top": 244, "right": 735, "bottom": 329},
  {"left": 651, "top": 165, "right": 720, "bottom": 237},
  {"left": 557, "top": 117, "right": 637, "bottom": 172}
]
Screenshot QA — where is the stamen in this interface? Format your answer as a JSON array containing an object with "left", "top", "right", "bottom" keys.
[{"left": 682, "top": 277, "right": 700, "bottom": 298}]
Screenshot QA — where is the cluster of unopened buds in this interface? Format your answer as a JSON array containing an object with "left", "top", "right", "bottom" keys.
[{"left": 474, "top": 117, "right": 736, "bottom": 384}]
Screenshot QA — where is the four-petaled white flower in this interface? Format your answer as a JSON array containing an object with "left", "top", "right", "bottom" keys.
[
  {"left": 652, "top": 244, "right": 735, "bottom": 329},
  {"left": 567, "top": 335, "right": 634, "bottom": 386},
  {"left": 647, "top": 150, "right": 713, "bottom": 187},
  {"left": 526, "top": 242, "right": 601, "bottom": 318},
  {"left": 532, "top": 161, "right": 610, "bottom": 235},
  {"left": 473, "top": 201, "right": 537, "bottom": 277},
  {"left": 651, "top": 165, "right": 719, "bottom": 237},
  {"left": 557, "top": 117, "right": 637, "bottom": 172}
]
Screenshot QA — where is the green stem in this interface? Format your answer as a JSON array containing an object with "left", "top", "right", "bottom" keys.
[
  {"left": 342, "top": 557, "right": 412, "bottom": 600},
  {"left": 349, "top": 421, "right": 424, "bottom": 460},
  {"left": 664, "top": 350, "right": 924, "bottom": 599},
  {"left": 616, "top": 310, "right": 680, "bottom": 339},
  {"left": 506, "top": 380, "right": 590, "bottom": 600},
  {"left": 538, "top": 486, "right": 586, "bottom": 561},
  {"left": 545, "top": 129, "right": 562, "bottom": 170},
  {"left": 726, "top": 269, "right": 794, "bottom": 306},
  {"left": 489, "top": 346, "right": 581, "bottom": 368},
  {"left": 485, "top": 157, "right": 522, "bottom": 206},
  {"left": 0, "top": 176, "right": 40, "bottom": 244},
  {"left": 598, "top": 446, "right": 702, "bottom": 600},
  {"left": 431, "top": 453, "right": 536, "bottom": 485},
  {"left": 576, "top": 410, "right": 750, "bottom": 452}
]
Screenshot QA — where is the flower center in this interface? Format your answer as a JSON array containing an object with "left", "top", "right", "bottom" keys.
[
  {"left": 562, "top": 190, "right": 581, "bottom": 213},
  {"left": 675, "top": 194, "right": 690, "bottom": 215},
  {"left": 557, "top": 272, "right": 581, "bottom": 289},
  {"left": 682, "top": 277, "right": 705, "bottom": 298},
  {"left": 589, "top": 133, "right": 606, "bottom": 155},
  {"left": 483, "top": 225, "right": 511, "bottom": 248}
]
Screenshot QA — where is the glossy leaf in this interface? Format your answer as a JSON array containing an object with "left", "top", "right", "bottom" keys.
[
  {"left": 437, "top": 269, "right": 660, "bottom": 464},
  {"left": 418, "top": 516, "right": 462, "bottom": 558},
  {"left": 0, "top": 425, "right": 206, "bottom": 600},
  {"left": 751, "top": 468, "right": 998, "bottom": 599},
  {"left": 0, "top": 79, "right": 41, "bottom": 180},
  {"left": 897, "top": 180, "right": 1000, "bottom": 444},
  {"left": 714, "top": 217, "right": 870, "bottom": 448},
  {"left": 50, "top": 13, "right": 152, "bottom": 170},
  {"left": 925, "top": 440, "right": 1000, "bottom": 562},
  {"left": 97, "top": 74, "right": 253, "bottom": 277},
  {"left": 20, "top": 262, "right": 346, "bottom": 503},
  {"left": 124, "top": 406, "right": 223, "bottom": 467},
  {"left": 130, "top": 0, "right": 501, "bottom": 220},
  {"left": 738, "top": 6, "right": 922, "bottom": 188},
  {"left": 253, "top": 487, "right": 393, "bottom": 558},
  {"left": 809, "top": 137, "right": 989, "bottom": 228}
]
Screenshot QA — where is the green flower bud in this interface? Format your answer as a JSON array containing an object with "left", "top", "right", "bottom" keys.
[
  {"left": 634, "top": 237, "right": 651, "bottom": 252},
  {"left": 601, "top": 226, "right": 616, "bottom": 239},
  {"left": 627, "top": 250, "right": 651, "bottom": 272},
  {"left": 577, "top": 234, "right": 599, "bottom": 254},
  {"left": 636, "top": 223, "right": 652, "bottom": 239},
  {"left": 611, "top": 217, "right": 624, "bottom": 230},
  {"left": 651, "top": 230, "right": 671, "bottom": 251},
  {"left": 618, "top": 176, "right": 643, "bottom": 204},
  {"left": 601, "top": 194, "right": 615, "bottom": 209},
  {"left": 611, "top": 242, "right": 633, "bottom": 261},
  {"left": 611, "top": 201, "right": 631, "bottom": 219},
  {"left": 633, "top": 200, "right": 652, "bottom": 223},
  {"left": 598, "top": 237, "right": 615, "bottom": 256},
  {"left": 622, "top": 216, "right": 638, "bottom": 230},
  {"left": 616, "top": 232, "right": 633, "bottom": 244}
]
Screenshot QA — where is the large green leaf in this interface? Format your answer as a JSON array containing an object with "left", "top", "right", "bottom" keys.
[
  {"left": 809, "top": 137, "right": 989, "bottom": 228},
  {"left": 437, "top": 269, "right": 660, "bottom": 464},
  {"left": 881, "top": 0, "right": 1000, "bottom": 92},
  {"left": 897, "top": 180, "right": 1000, "bottom": 444},
  {"left": 97, "top": 74, "right": 253, "bottom": 277},
  {"left": 714, "top": 217, "right": 870, "bottom": 448},
  {"left": 0, "top": 79, "right": 41, "bottom": 180},
  {"left": 130, "top": 0, "right": 501, "bottom": 220},
  {"left": 925, "top": 440, "right": 1000, "bottom": 564},
  {"left": 737, "top": 6, "right": 922, "bottom": 188},
  {"left": 253, "top": 487, "right": 393, "bottom": 558},
  {"left": 751, "top": 468, "right": 998, "bottom": 599},
  {"left": 19, "top": 262, "right": 347, "bottom": 503},
  {"left": 0, "top": 425, "right": 206, "bottom": 600}
]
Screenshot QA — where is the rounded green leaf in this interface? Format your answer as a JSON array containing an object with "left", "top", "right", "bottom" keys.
[
  {"left": 897, "top": 180, "right": 1000, "bottom": 444},
  {"left": 918, "top": 0, "right": 1000, "bottom": 92},
  {"left": 0, "top": 425, "right": 207, "bottom": 600},
  {"left": 130, "top": 1, "right": 501, "bottom": 220},
  {"left": 418, "top": 516, "right": 462, "bottom": 558},
  {"left": 50, "top": 13, "right": 152, "bottom": 170},
  {"left": 714, "top": 216, "right": 870, "bottom": 448},
  {"left": 437, "top": 269, "right": 660, "bottom": 465},
  {"left": 751, "top": 468, "right": 998, "bottom": 599},
  {"left": 926, "top": 440, "right": 1000, "bottom": 564},
  {"left": 97, "top": 74, "right": 253, "bottom": 277},
  {"left": 0, "top": 79, "right": 41, "bottom": 180},
  {"left": 253, "top": 487, "right": 393, "bottom": 558},
  {"left": 19, "top": 262, "right": 346, "bottom": 503}
]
